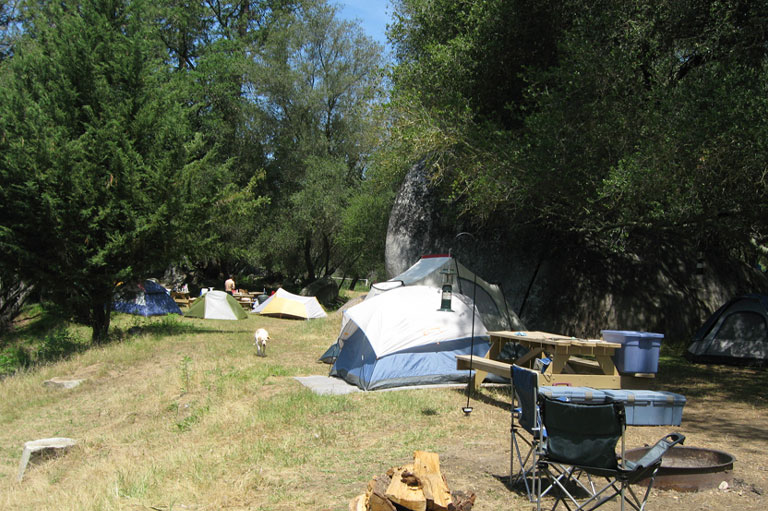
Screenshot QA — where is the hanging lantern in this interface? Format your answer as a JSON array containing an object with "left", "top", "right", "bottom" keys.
[{"left": 438, "top": 267, "right": 456, "bottom": 312}]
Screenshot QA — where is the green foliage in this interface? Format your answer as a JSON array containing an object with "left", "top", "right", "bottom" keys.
[
  {"left": 0, "top": 1, "right": 225, "bottom": 341},
  {"left": 335, "top": 176, "right": 394, "bottom": 280},
  {"left": 36, "top": 327, "right": 86, "bottom": 364},
  {"left": 250, "top": 2, "right": 387, "bottom": 282},
  {"left": 386, "top": 0, "right": 768, "bottom": 258},
  {"left": 0, "top": 325, "right": 85, "bottom": 376},
  {"left": 0, "top": 345, "right": 31, "bottom": 376},
  {"left": 0, "top": 0, "right": 22, "bottom": 62}
]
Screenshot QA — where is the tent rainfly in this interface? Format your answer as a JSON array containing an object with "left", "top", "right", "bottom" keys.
[
  {"left": 252, "top": 288, "right": 327, "bottom": 320},
  {"left": 184, "top": 290, "right": 247, "bottom": 320},
  {"left": 365, "top": 255, "right": 523, "bottom": 331},
  {"left": 330, "top": 285, "right": 494, "bottom": 390},
  {"left": 113, "top": 280, "right": 181, "bottom": 317},
  {"left": 686, "top": 294, "right": 768, "bottom": 366}
]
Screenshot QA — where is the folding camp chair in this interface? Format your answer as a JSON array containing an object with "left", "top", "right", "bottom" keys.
[
  {"left": 511, "top": 365, "right": 595, "bottom": 502},
  {"left": 535, "top": 395, "right": 685, "bottom": 511}
]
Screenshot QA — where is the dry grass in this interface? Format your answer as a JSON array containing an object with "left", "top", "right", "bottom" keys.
[{"left": 1, "top": 305, "right": 767, "bottom": 511}]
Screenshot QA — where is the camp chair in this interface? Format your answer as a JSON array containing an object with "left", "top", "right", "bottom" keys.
[
  {"left": 535, "top": 395, "right": 685, "bottom": 511},
  {"left": 510, "top": 364, "right": 541, "bottom": 500},
  {"left": 511, "top": 365, "right": 593, "bottom": 502}
]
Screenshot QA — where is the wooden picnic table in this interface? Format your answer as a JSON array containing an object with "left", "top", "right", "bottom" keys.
[
  {"left": 171, "top": 291, "right": 195, "bottom": 308},
  {"left": 456, "top": 330, "right": 651, "bottom": 390},
  {"left": 232, "top": 292, "right": 256, "bottom": 310}
]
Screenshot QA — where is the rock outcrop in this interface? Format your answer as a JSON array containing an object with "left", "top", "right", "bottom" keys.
[{"left": 301, "top": 277, "right": 339, "bottom": 307}]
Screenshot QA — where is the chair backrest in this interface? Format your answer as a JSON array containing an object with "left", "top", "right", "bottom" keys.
[
  {"left": 512, "top": 365, "right": 540, "bottom": 434},
  {"left": 539, "top": 395, "right": 624, "bottom": 470}
]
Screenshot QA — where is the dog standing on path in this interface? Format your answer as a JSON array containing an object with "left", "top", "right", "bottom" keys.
[{"left": 254, "top": 328, "right": 269, "bottom": 357}]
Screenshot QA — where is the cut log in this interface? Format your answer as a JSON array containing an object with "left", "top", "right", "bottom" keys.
[
  {"left": 349, "top": 493, "right": 367, "bottom": 511},
  {"left": 385, "top": 464, "right": 427, "bottom": 511},
  {"left": 367, "top": 474, "right": 396, "bottom": 511},
  {"left": 413, "top": 451, "right": 453, "bottom": 511},
  {"left": 367, "top": 473, "right": 393, "bottom": 495},
  {"left": 369, "top": 490, "right": 397, "bottom": 511}
]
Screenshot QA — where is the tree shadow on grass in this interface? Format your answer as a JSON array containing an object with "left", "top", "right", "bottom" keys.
[
  {"left": 1, "top": 307, "right": 244, "bottom": 378},
  {"left": 2, "top": 304, "right": 71, "bottom": 345},
  {"left": 655, "top": 356, "right": 768, "bottom": 406}
]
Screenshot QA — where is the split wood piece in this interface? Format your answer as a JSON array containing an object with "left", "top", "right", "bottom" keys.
[
  {"left": 413, "top": 451, "right": 452, "bottom": 511},
  {"left": 349, "top": 493, "right": 367, "bottom": 511},
  {"left": 367, "top": 473, "right": 396, "bottom": 511},
  {"left": 385, "top": 464, "right": 427, "bottom": 511},
  {"left": 369, "top": 490, "right": 397, "bottom": 511}
]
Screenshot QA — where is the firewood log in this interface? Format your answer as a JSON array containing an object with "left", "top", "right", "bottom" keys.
[
  {"left": 413, "top": 451, "right": 453, "bottom": 511},
  {"left": 385, "top": 464, "right": 427, "bottom": 511}
]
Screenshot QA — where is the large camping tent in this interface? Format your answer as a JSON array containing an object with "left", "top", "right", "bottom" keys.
[
  {"left": 321, "top": 255, "right": 524, "bottom": 364},
  {"left": 113, "top": 280, "right": 181, "bottom": 317},
  {"left": 184, "top": 290, "right": 247, "bottom": 320},
  {"left": 252, "top": 288, "right": 327, "bottom": 319},
  {"left": 330, "top": 285, "right": 494, "bottom": 390},
  {"left": 686, "top": 294, "right": 768, "bottom": 366}
]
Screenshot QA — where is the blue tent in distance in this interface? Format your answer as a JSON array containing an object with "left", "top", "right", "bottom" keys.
[{"left": 113, "top": 280, "right": 182, "bottom": 317}]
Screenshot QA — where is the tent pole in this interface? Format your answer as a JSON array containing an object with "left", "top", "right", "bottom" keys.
[{"left": 464, "top": 270, "right": 477, "bottom": 415}]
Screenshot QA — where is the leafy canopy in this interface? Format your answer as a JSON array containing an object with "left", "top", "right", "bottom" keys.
[{"left": 0, "top": 0, "right": 224, "bottom": 341}]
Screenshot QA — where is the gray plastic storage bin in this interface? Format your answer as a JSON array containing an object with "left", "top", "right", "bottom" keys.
[
  {"left": 602, "top": 330, "right": 664, "bottom": 374},
  {"left": 603, "top": 389, "right": 686, "bottom": 426}
]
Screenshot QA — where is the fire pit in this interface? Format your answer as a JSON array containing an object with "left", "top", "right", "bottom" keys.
[{"left": 624, "top": 446, "right": 735, "bottom": 492}]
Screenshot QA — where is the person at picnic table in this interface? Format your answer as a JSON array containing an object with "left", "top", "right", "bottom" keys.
[{"left": 225, "top": 275, "right": 235, "bottom": 295}]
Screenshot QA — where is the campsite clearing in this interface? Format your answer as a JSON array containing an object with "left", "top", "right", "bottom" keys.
[{"left": 0, "top": 305, "right": 767, "bottom": 510}]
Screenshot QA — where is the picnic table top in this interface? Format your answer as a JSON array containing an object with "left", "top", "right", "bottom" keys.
[{"left": 488, "top": 330, "right": 623, "bottom": 349}]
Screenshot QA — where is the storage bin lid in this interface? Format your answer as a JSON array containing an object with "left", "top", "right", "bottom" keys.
[
  {"left": 603, "top": 389, "right": 686, "bottom": 404},
  {"left": 601, "top": 330, "right": 664, "bottom": 339},
  {"left": 539, "top": 386, "right": 607, "bottom": 402}
]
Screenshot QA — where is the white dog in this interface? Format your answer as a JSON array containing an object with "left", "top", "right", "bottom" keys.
[{"left": 254, "top": 328, "right": 270, "bottom": 357}]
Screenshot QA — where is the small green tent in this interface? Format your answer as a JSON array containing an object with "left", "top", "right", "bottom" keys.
[{"left": 184, "top": 290, "right": 247, "bottom": 320}]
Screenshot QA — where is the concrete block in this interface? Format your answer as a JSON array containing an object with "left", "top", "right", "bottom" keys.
[
  {"left": 43, "top": 378, "right": 85, "bottom": 389},
  {"left": 17, "top": 438, "right": 76, "bottom": 481}
]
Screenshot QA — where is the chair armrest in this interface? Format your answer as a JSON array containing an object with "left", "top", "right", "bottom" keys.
[{"left": 624, "top": 432, "right": 685, "bottom": 471}]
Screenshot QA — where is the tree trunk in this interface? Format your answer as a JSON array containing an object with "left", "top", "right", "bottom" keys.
[
  {"left": 322, "top": 233, "right": 331, "bottom": 277},
  {"left": 0, "top": 279, "right": 34, "bottom": 333},
  {"left": 91, "top": 297, "right": 111, "bottom": 344},
  {"left": 349, "top": 277, "right": 359, "bottom": 290},
  {"left": 304, "top": 236, "right": 316, "bottom": 282}
]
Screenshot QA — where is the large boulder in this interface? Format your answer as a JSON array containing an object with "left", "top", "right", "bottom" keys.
[
  {"left": 384, "top": 159, "right": 539, "bottom": 317},
  {"left": 301, "top": 277, "right": 338, "bottom": 307},
  {"left": 385, "top": 159, "right": 441, "bottom": 277}
]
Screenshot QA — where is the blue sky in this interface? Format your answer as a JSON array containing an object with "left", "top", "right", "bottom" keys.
[{"left": 336, "top": 1, "right": 392, "bottom": 50}]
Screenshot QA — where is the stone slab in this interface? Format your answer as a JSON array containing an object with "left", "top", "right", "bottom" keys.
[{"left": 17, "top": 438, "right": 76, "bottom": 481}]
